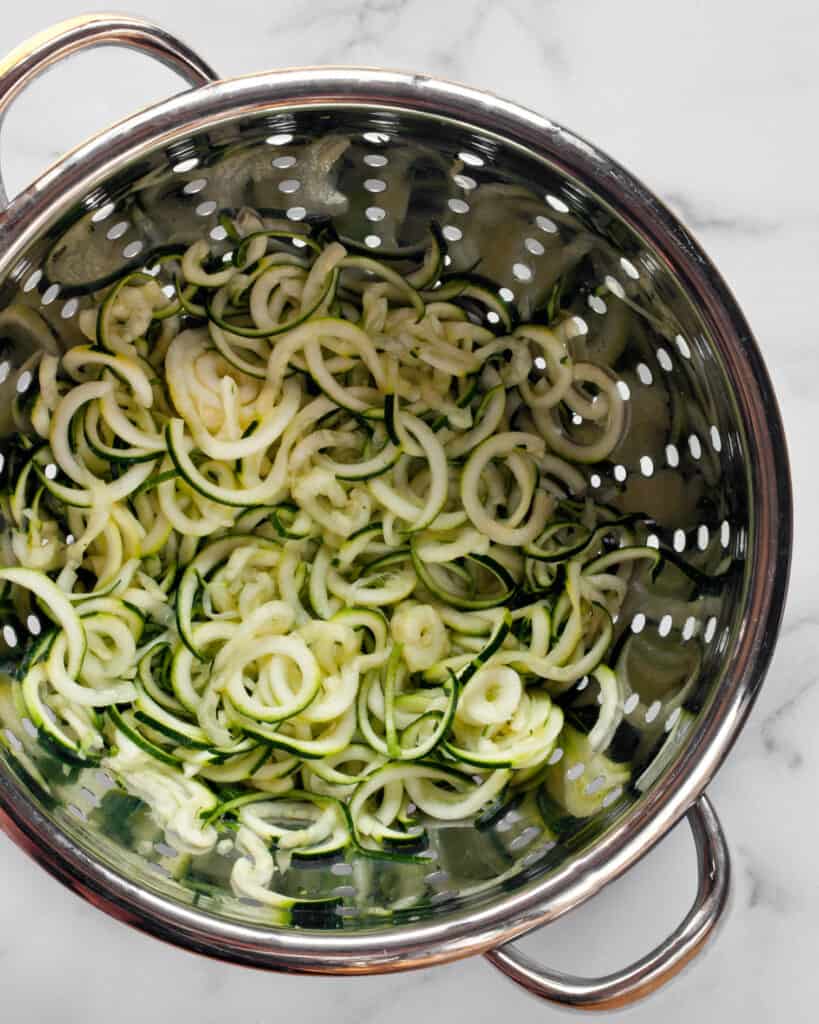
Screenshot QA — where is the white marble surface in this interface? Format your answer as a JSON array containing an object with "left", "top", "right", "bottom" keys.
[{"left": 0, "top": 1, "right": 816, "bottom": 1020}]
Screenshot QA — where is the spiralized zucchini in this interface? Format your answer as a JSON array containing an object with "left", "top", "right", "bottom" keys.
[{"left": 0, "top": 210, "right": 656, "bottom": 918}]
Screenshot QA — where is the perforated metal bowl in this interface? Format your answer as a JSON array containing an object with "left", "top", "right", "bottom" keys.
[{"left": 0, "top": 14, "right": 791, "bottom": 1012}]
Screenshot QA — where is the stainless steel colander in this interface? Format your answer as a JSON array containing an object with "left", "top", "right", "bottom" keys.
[{"left": 0, "top": 14, "right": 791, "bottom": 1012}]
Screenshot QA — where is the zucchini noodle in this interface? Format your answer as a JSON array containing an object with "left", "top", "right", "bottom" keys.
[{"left": 0, "top": 211, "right": 673, "bottom": 918}]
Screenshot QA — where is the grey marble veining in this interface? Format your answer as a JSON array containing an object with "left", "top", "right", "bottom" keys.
[{"left": 0, "top": 1, "right": 816, "bottom": 1021}]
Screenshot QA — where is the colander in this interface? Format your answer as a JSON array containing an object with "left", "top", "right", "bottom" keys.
[{"left": 0, "top": 13, "right": 791, "bottom": 1012}]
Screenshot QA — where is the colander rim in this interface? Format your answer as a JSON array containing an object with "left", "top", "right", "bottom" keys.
[{"left": 0, "top": 66, "right": 792, "bottom": 973}]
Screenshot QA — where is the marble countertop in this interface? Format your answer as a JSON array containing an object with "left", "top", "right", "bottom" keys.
[{"left": 0, "top": 2, "right": 815, "bottom": 1021}]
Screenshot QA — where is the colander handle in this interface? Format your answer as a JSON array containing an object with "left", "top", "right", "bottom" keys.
[
  {"left": 0, "top": 13, "right": 219, "bottom": 210},
  {"left": 484, "top": 795, "right": 730, "bottom": 1011}
]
